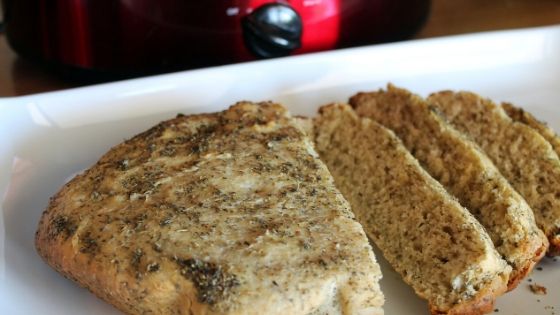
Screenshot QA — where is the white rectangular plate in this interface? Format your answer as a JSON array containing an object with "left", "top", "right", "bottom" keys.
[{"left": 1, "top": 26, "right": 560, "bottom": 315}]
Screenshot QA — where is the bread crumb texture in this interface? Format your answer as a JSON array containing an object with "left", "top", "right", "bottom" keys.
[
  {"left": 350, "top": 85, "right": 547, "bottom": 289},
  {"left": 428, "top": 91, "right": 560, "bottom": 255},
  {"left": 313, "top": 103, "right": 510, "bottom": 315}
]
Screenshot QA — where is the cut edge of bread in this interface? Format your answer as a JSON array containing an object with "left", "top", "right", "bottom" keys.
[
  {"left": 312, "top": 103, "right": 510, "bottom": 315},
  {"left": 501, "top": 102, "right": 560, "bottom": 255},
  {"left": 427, "top": 91, "right": 560, "bottom": 256},
  {"left": 349, "top": 84, "right": 548, "bottom": 287}
]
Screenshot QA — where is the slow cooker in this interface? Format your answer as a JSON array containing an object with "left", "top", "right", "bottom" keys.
[{"left": 2, "top": 0, "right": 430, "bottom": 79}]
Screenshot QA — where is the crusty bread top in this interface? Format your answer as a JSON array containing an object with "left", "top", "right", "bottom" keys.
[
  {"left": 313, "top": 103, "right": 510, "bottom": 314},
  {"left": 35, "top": 102, "right": 384, "bottom": 315},
  {"left": 350, "top": 85, "right": 547, "bottom": 288},
  {"left": 428, "top": 91, "right": 560, "bottom": 255}
]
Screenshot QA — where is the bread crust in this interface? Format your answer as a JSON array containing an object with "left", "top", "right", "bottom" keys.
[
  {"left": 430, "top": 271, "right": 507, "bottom": 315},
  {"left": 506, "top": 238, "right": 548, "bottom": 290},
  {"left": 35, "top": 102, "right": 384, "bottom": 315},
  {"left": 550, "top": 236, "right": 560, "bottom": 256}
]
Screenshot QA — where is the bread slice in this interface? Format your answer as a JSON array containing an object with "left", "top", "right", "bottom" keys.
[
  {"left": 35, "top": 102, "right": 384, "bottom": 315},
  {"left": 349, "top": 85, "right": 547, "bottom": 289},
  {"left": 428, "top": 91, "right": 560, "bottom": 256},
  {"left": 313, "top": 103, "right": 510, "bottom": 315},
  {"left": 502, "top": 102, "right": 560, "bottom": 155}
]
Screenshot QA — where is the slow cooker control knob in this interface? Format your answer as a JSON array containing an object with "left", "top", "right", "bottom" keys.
[{"left": 242, "top": 3, "right": 303, "bottom": 59}]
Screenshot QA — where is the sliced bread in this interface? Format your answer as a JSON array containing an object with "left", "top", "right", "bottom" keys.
[
  {"left": 428, "top": 91, "right": 560, "bottom": 256},
  {"left": 349, "top": 85, "right": 547, "bottom": 288},
  {"left": 35, "top": 102, "right": 384, "bottom": 315},
  {"left": 502, "top": 102, "right": 560, "bottom": 155},
  {"left": 313, "top": 103, "right": 510, "bottom": 315}
]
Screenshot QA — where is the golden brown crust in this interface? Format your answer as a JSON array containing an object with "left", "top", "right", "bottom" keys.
[
  {"left": 505, "top": 233, "right": 548, "bottom": 290},
  {"left": 506, "top": 238, "right": 547, "bottom": 291},
  {"left": 549, "top": 235, "right": 560, "bottom": 256},
  {"left": 430, "top": 271, "right": 508, "bottom": 315},
  {"left": 35, "top": 113, "right": 222, "bottom": 314},
  {"left": 35, "top": 102, "right": 384, "bottom": 315}
]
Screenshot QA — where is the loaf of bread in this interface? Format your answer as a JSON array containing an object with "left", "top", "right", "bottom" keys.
[
  {"left": 349, "top": 85, "right": 547, "bottom": 289},
  {"left": 428, "top": 91, "right": 560, "bottom": 256},
  {"left": 35, "top": 102, "right": 384, "bottom": 315},
  {"left": 312, "top": 103, "right": 510, "bottom": 315}
]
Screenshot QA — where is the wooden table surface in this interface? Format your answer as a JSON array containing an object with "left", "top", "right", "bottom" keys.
[{"left": 1, "top": 0, "right": 560, "bottom": 97}]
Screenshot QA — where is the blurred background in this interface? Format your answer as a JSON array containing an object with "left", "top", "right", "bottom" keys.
[{"left": 1, "top": 0, "right": 560, "bottom": 97}]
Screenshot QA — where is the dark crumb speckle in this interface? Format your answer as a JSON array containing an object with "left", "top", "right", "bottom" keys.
[
  {"left": 191, "top": 145, "right": 201, "bottom": 154},
  {"left": 79, "top": 232, "right": 98, "bottom": 253},
  {"left": 536, "top": 267, "right": 543, "bottom": 271},
  {"left": 131, "top": 249, "right": 144, "bottom": 268},
  {"left": 117, "top": 159, "right": 129, "bottom": 171},
  {"left": 300, "top": 240, "right": 311, "bottom": 250},
  {"left": 147, "top": 262, "right": 160, "bottom": 272},
  {"left": 161, "top": 146, "right": 176, "bottom": 157},
  {"left": 153, "top": 243, "right": 162, "bottom": 252},
  {"left": 175, "top": 258, "right": 239, "bottom": 305},
  {"left": 159, "top": 217, "right": 173, "bottom": 226},
  {"left": 91, "top": 190, "right": 102, "bottom": 201},
  {"left": 529, "top": 283, "right": 547, "bottom": 295},
  {"left": 494, "top": 309, "right": 499, "bottom": 313},
  {"left": 50, "top": 215, "right": 77, "bottom": 239},
  {"left": 528, "top": 278, "right": 533, "bottom": 282}
]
